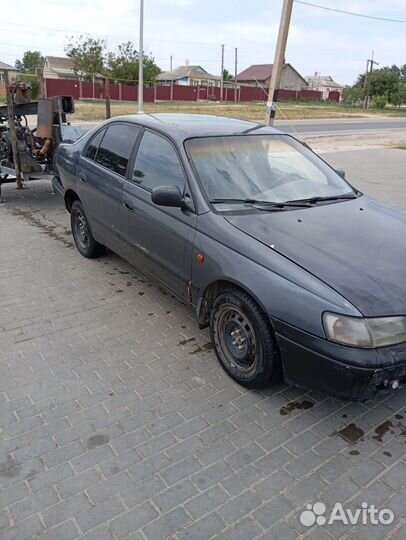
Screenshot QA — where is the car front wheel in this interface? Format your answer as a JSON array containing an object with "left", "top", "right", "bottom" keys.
[
  {"left": 210, "top": 288, "right": 277, "bottom": 388},
  {"left": 71, "top": 200, "right": 104, "bottom": 258}
]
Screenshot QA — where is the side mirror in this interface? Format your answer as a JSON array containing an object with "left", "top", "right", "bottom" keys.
[
  {"left": 335, "top": 169, "right": 346, "bottom": 179},
  {"left": 151, "top": 186, "right": 184, "bottom": 208}
]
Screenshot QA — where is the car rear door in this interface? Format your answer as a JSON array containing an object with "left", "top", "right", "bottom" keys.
[
  {"left": 78, "top": 123, "right": 141, "bottom": 252},
  {"left": 120, "top": 129, "right": 196, "bottom": 300}
]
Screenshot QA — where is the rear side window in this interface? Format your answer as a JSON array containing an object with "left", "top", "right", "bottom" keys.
[
  {"left": 132, "top": 131, "right": 186, "bottom": 191},
  {"left": 85, "top": 128, "right": 106, "bottom": 161},
  {"left": 95, "top": 124, "right": 140, "bottom": 176}
]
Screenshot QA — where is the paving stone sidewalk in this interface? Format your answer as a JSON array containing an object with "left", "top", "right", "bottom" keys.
[{"left": 0, "top": 147, "right": 405, "bottom": 540}]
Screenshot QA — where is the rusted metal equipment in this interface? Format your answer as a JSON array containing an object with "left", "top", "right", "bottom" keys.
[{"left": 0, "top": 71, "right": 83, "bottom": 200}]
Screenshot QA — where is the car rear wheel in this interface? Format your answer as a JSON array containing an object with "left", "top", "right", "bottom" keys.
[
  {"left": 209, "top": 288, "right": 277, "bottom": 388},
  {"left": 71, "top": 200, "right": 104, "bottom": 258}
]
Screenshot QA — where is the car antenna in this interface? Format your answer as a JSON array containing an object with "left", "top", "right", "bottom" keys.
[{"left": 145, "top": 113, "right": 166, "bottom": 123}]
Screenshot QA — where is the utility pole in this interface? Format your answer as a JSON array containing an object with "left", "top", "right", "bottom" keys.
[
  {"left": 362, "top": 59, "right": 370, "bottom": 109},
  {"left": 234, "top": 47, "right": 238, "bottom": 103},
  {"left": 104, "top": 77, "right": 111, "bottom": 119},
  {"left": 364, "top": 51, "right": 379, "bottom": 109},
  {"left": 4, "top": 70, "right": 23, "bottom": 189},
  {"left": 170, "top": 54, "right": 173, "bottom": 71},
  {"left": 265, "top": 0, "right": 293, "bottom": 125},
  {"left": 220, "top": 44, "right": 225, "bottom": 102},
  {"left": 138, "top": 0, "right": 144, "bottom": 113}
]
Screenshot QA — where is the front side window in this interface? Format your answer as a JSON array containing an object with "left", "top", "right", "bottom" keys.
[
  {"left": 95, "top": 124, "right": 140, "bottom": 176},
  {"left": 185, "top": 134, "right": 356, "bottom": 209},
  {"left": 132, "top": 131, "right": 186, "bottom": 191}
]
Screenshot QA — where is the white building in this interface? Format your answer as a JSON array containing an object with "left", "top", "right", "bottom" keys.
[
  {"left": 157, "top": 65, "right": 221, "bottom": 87},
  {"left": 305, "top": 73, "right": 344, "bottom": 100},
  {"left": 0, "top": 61, "right": 19, "bottom": 82}
]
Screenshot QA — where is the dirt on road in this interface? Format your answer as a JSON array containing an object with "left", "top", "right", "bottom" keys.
[{"left": 302, "top": 130, "right": 406, "bottom": 153}]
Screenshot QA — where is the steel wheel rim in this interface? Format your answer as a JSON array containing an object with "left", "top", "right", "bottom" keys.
[
  {"left": 73, "top": 209, "right": 90, "bottom": 250},
  {"left": 215, "top": 304, "right": 257, "bottom": 374}
]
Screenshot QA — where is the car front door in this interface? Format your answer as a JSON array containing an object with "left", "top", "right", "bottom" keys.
[
  {"left": 78, "top": 123, "right": 141, "bottom": 251},
  {"left": 120, "top": 129, "right": 196, "bottom": 300}
]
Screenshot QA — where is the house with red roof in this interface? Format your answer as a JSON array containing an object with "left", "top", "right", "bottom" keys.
[{"left": 234, "top": 63, "right": 308, "bottom": 90}]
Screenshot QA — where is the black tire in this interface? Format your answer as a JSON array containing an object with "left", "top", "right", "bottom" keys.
[
  {"left": 209, "top": 288, "right": 277, "bottom": 388},
  {"left": 70, "top": 200, "right": 104, "bottom": 258}
]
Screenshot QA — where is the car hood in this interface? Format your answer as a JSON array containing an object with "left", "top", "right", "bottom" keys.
[{"left": 225, "top": 196, "right": 406, "bottom": 317}]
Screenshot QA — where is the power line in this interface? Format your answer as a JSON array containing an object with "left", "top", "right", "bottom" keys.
[
  {"left": 0, "top": 22, "right": 224, "bottom": 46},
  {"left": 0, "top": 41, "right": 224, "bottom": 65},
  {"left": 295, "top": 0, "right": 406, "bottom": 23}
]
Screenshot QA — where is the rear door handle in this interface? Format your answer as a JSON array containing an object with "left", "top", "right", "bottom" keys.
[
  {"left": 123, "top": 201, "right": 135, "bottom": 213},
  {"left": 78, "top": 173, "right": 87, "bottom": 183}
]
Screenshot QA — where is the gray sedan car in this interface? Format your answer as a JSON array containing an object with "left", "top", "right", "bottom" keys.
[{"left": 53, "top": 114, "right": 406, "bottom": 400}]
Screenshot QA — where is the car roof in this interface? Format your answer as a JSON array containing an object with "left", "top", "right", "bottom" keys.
[{"left": 108, "top": 113, "right": 282, "bottom": 140}]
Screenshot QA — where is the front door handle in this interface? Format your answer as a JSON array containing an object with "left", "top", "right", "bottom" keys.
[
  {"left": 78, "top": 173, "right": 87, "bottom": 183},
  {"left": 123, "top": 201, "right": 135, "bottom": 213}
]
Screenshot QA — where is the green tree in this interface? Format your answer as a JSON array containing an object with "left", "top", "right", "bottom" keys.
[
  {"left": 341, "top": 85, "right": 363, "bottom": 105},
  {"left": 369, "top": 69, "right": 399, "bottom": 103},
  {"left": 106, "top": 41, "right": 160, "bottom": 84},
  {"left": 400, "top": 64, "right": 406, "bottom": 83},
  {"left": 372, "top": 96, "right": 386, "bottom": 109},
  {"left": 65, "top": 35, "right": 106, "bottom": 80},
  {"left": 353, "top": 65, "right": 405, "bottom": 105},
  {"left": 386, "top": 64, "right": 406, "bottom": 83},
  {"left": 15, "top": 51, "right": 44, "bottom": 74},
  {"left": 222, "top": 68, "right": 233, "bottom": 81},
  {"left": 390, "top": 83, "right": 406, "bottom": 107},
  {"left": 19, "top": 74, "right": 41, "bottom": 99},
  {"left": 143, "top": 55, "right": 161, "bottom": 84}
]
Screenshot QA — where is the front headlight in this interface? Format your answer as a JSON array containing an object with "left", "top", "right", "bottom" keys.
[{"left": 323, "top": 313, "right": 406, "bottom": 348}]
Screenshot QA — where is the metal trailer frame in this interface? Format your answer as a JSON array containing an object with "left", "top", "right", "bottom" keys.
[{"left": 0, "top": 72, "right": 82, "bottom": 201}]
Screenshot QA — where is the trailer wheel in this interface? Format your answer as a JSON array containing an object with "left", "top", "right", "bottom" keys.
[{"left": 71, "top": 200, "right": 104, "bottom": 258}]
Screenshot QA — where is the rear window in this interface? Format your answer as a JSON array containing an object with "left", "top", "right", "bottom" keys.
[
  {"left": 90, "top": 124, "right": 140, "bottom": 176},
  {"left": 84, "top": 128, "right": 105, "bottom": 161}
]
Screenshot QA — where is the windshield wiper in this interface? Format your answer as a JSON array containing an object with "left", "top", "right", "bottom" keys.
[
  {"left": 288, "top": 194, "right": 358, "bottom": 204},
  {"left": 209, "top": 198, "right": 312, "bottom": 208}
]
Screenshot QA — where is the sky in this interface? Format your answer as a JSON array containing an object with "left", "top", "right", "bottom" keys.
[{"left": 2, "top": 0, "right": 405, "bottom": 85}]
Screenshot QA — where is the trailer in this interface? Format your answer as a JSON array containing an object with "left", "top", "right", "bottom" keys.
[{"left": 0, "top": 73, "right": 83, "bottom": 200}]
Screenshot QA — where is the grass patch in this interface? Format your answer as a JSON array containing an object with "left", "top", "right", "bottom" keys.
[
  {"left": 71, "top": 99, "right": 406, "bottom": 123},
  {"left": 388, "top": 143, "right": 406, "bottom": 150}
]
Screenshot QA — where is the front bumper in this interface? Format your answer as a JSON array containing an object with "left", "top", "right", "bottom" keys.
[{"left": 274, "top": 319, "right": 406, "bottom": 401}]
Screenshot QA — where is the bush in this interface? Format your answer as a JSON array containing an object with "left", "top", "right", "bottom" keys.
[
  {"left": 372, "top": 95, "right": 386, "bottom": 109},
  {"left": 19, "top": 74, "right": 41, "bottom": 100},
  {"left": 341, "top": 86, "right": 363, "bottom": 106}
]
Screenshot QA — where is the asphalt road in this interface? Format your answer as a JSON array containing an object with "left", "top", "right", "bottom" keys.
[
  {"left": 322, "top": 148, "right": 406, "bottom": 211},
  {"left": 276, "top": 117, "right": 406, "bottom": 135},
  {"left": 81, "top": 117, "right": 406, "bottom": 135}
]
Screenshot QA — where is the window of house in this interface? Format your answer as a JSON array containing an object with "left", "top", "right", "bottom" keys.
[
  {"left": 132, "top": 131, "right": 186, "bottom": 191},
  {"left": 95, "top": 124, "right": 140, "bottom": 176}
]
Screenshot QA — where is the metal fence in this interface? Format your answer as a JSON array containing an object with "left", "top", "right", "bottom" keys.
[{"left": 43, "top": 78, "right": 326, "bottom": 103}]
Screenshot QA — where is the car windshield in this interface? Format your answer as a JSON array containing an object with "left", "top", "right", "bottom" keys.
[{"left": 185, "top": 134, "right": 356, "bottom": 209}]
